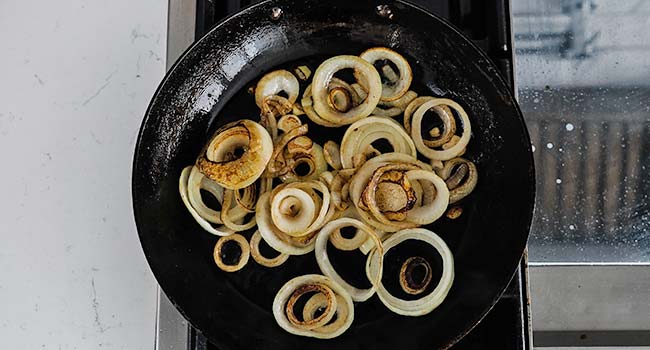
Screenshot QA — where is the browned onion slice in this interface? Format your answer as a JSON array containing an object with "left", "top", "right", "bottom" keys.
[
  {"left": 213, "top": 233, "right": 250, "bottom": 272},
  {"left": 196, "top": 120, "right": 273, "bottom": 190}
]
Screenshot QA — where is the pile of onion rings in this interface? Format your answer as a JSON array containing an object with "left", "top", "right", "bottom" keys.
[{"left": 178, "top": 48, "right": 479, "bottom": 338}]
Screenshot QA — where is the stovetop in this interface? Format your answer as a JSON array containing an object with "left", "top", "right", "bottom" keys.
[{"left": 159, "top": 1, "right": 532, "bottom": 349}]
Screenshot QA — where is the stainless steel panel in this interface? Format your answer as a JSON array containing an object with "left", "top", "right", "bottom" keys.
[{"left": 530, "top": 265, "right": 650, "bottom": 332}]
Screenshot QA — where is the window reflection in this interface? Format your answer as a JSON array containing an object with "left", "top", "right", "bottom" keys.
[{"left": 513, "top": 0, "right": 650, "bottom": 262}]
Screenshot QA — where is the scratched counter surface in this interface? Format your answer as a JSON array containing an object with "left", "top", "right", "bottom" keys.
[{"left": 0, "top": 1, "right": 166, "bottom": 349}]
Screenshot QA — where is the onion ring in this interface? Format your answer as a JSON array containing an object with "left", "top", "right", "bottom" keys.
[
  {"left": 179, "top": 166, "right": 233, "bottom": 236},
  {"left": 367, "top": 228, "right": 454, "bottom": 316},
  {"left": 312, "top": 55, "right": 381, "bottom": 125},
  {"left": 213, "top": 233, "right": 250, "bottom": 272},
  {"left": 196, "top": 120, "right": 273, "bottom": 190},
  {"left": 358, "top": 47, "right": 412, "bottom": 102},
  {"left": 255, "top": 69, "right": 299, "bottom": 108},
  {"left": 438, "top": 157, "right": 478, "bottom": 204},
  {"left": 249, "top": 230, "right": 289, "bottom": 267},
  {"left": 323, "top": 141, "right": 342, "bottom": 170},
  {"left": 271, "top": 187, "right": 317, "bottom": 236},
  {"left": 302, "top": 293, "right": 350, "bottom": 334},
  {"left": 273, "top": 274, "right": 354, "bottom": 339},
  {"left": 404, "top": 97, "right": 457, "bottom": 148},
  {"left": 404, "top": 169, "right": 449, "bottom": 225},
  {"left": 411, "top": 99, "right": 471, "bottom": 161},
  {"left": 399, "top": 256, "right": 433, "bottom": 295},
  {"left": 315, "top": 218, "right": 384, "bottom": 301},
  {"left": 285, "top": 283, "right": 337, "bottom": 330},
  {"left": 340, "top": 117, "right": 416, "bottom": 169}
]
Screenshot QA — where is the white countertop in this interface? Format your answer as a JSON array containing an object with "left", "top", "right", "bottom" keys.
[{"left": 0, "top": 1, "right": 167, "bottom": 348}]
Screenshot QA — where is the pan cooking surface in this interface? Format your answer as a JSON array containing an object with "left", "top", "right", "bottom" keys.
[{"left": 132, "top": 1, "right": 534, "bottom": 349}]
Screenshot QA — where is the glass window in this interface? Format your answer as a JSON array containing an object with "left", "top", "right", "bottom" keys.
[{"left": 512, "top": 0, "right": 650, "bottom": 263}]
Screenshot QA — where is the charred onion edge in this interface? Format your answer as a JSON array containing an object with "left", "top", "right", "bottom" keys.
[
  {"left": 213, "top": 233, "right": 250, "bottom": 272},
  {"left": 197, "top": 120, "right": 273, "bottom": 190},
  {"left": 285, "top": 283, "right": 337, "bottom": 330},
  {"left": 302, "top": 293, "right": 350, "bottom": 334},
  {"left": 438, "top": 157, "right": 478, "bottom": 204}
]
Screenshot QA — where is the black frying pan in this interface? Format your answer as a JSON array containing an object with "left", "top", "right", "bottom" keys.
[{"left": 132, "top": 1, "right": 535, "bottom": 349}]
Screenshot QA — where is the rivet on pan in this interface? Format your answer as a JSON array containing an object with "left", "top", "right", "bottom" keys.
[
  {"left": 270, "top": 7, "right": 283, "bottom": 20},
  {"left": 375, "top": 5, "right": 394, "bottom": 20}
]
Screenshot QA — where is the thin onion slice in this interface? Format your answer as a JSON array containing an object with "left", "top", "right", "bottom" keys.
[
  {"left": 367, "top": 228, "right": 454, "bottom": 316},
  {"left": 187, "top": 165, "right": 224, "bottom": 224},
  {"left": 302, "top": 293, "right": 350, "bottom": 334},
  {"left": 329, "top": 208, "right": 367, "bottom": 251},
  {"left": 285, "top": 283, "right": 337, "bottom": 330},
  {"left": 399, "top": 256, "right": 433, "bottom": 295},
  {"left": 213, "top": 233, "right": 250, "bottom": 272},
  {"left": 273, "top": 274, "right": 354, "bottom": 339},
  {"left": 340, "top": 117, "right": 416, "bottom": 169},
  {"left": 179, "top": 166, "right": 233, "bottom": 236},
  {"left": 404, "top": 169, "right": 449, "bottom": 225},
  {"left": 312, "top": 55, "right": 381, "bottom": 125},
  {"left": 255, "top": 70, "right": 299, "bottom": 108},
  {"left": 411, "top": 99, "right": 471, "bottom": 161},
  {"left": 358, "top": 47, "right": 412, "bottom": 102},
  {"left": 249, "top": 230, "right": 289, "bottom": 267},
  {"left": 196, "top": 120, "right": 273, "bottom": 189},
  {"left": 437, "top": 157, "right": 478, "bottom": 204},
  {"left": 315, "top": 218, "right": 384, "bottom": 301}
]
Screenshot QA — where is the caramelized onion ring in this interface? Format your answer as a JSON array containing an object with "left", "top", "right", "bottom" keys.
[
  {"left": 213, "top": 233, "right": 250, "bottom": 272},
  {"left": 285, "top": 283, "right": 337, "bottom": 330},
  {"left": 273, "top": 274, "right": 354, "bottom": 339},
  {"left": 399, "top": 256, "right": 433, "bottom": 295},
  {"left": 302, "top": 293, "right": 350, "bottom": 334},
  {"left": 196, "top": 120, "right": 273, "bottom": 189},
  {"left": 411, "top": 99, "right": 471, "bottom": 161}
]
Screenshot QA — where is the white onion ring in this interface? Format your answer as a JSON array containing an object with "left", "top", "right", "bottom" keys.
[
  {"left": 179, "top": 166, "right": 233, "bottom": 236},
  {"left": 358, "top": 47, "right": 412, "bottom": 102},
  {"left": 340, "top": 117, "right": 416, "bottom": 169},
  {"left": 255, "top": 70, "right": 299, "bottom": 108},
  {"left": 249, "top": 230, "right": 289, "bottom": 267},
  {"left": 315, "top": 218, "right": 384, "bottom": 301},
  {"left": 273, "top": 274, "right": 354, "bottom": 339},
  {"left": 187, "top": 165, "right": 224, "bottom": 224},
  {"left": 312, "top": 55, "right": 381, "bottom": 125},
  {"left": 257, "top": 192, "right": 315, "bottom": 255},
  {"left": 411, "top": 99, "right": 471, "bottom": 161},
  {"left": 367, "top": 228, "right": 454, "bottom": 316},
  {"left": 271, "top": 187, "right": 317, "bottom": 236},
  {"left": 404, "top": 169, "right": 449, "bottom": 225}
]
